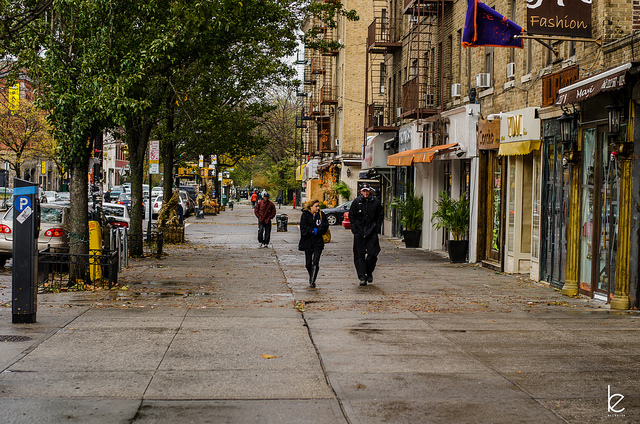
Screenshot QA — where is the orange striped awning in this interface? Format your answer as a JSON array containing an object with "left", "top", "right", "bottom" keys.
[
  {"left": 413, "top": 143, "right": 459, "bottom": 163},
  {"left": 387, "top": 147, "right": 434, "bottom": 166},
  {"left": 387, "top": 143, "right": 459, "bottom": 166}
]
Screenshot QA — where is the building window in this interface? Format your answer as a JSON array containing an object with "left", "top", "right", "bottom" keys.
[
  {"left": 380, "top": 63, "right": 386, "bottom": 94},
  {"left": 531, "top": 155, "right": 541, "bottom": 259},
  {"left": 485, "top": 47, "right": 494, "bottom": 86}
]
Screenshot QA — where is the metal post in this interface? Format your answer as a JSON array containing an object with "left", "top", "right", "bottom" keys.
[{"left": 12, "top": 178, "right": 39, "bottom": 323}]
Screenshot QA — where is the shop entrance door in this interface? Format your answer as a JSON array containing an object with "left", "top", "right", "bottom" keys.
[
  {"left": 541, "top": 136, "right": 568, "bottom": 288},
  {"left": 579, "top": 127, "right": 619, "bottom": 300}
]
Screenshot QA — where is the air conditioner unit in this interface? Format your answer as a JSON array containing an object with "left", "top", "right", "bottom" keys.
[
  {"left": 476, "top": 73, "right": 491, "bottom": 88},
  {"left": 506, "top": 62, "right": 516, "bottom": 78},
  {"left": 451, "top": 83, "right": 461, "bottom": 98},
  {"left": 408, "top": 15, "right": 418, "bottom": 23},
  {"left": 397, "top": 107, "right": 403, "bottom": 117}
]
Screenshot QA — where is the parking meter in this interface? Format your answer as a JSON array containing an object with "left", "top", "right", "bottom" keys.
[{"left": 12, "top": 178, "right": 39, "bottom": 323}]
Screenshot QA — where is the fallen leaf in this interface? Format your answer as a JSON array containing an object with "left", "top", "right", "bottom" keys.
[{"left": 261, "top": 354, "right": 277, "bottom": 359}]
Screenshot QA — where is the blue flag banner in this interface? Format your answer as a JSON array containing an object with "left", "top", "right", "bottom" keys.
[{"left": 463, "top": 0, "right": 523, "bottom": 48}]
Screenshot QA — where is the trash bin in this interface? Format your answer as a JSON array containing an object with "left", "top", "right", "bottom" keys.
[{"left": 276, "top": 214, "right": 288, "bottom": 232}]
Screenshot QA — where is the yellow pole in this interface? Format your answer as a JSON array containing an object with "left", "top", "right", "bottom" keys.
[
  {"left": 611, "top": 157, "right": 631, "bottom": 310},
  {"left": 88, "top": 220, "right": 102, "bottom": 282}
]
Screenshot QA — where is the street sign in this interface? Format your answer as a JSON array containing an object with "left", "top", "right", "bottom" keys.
[{"left": 149, "top": 140, "right": 160, "bottom": 174}]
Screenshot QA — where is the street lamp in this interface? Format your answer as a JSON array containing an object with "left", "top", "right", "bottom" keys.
[
  {"left": 606, "top": 102, "right": 623, "bottom": 136},
  {"left": 558, "top": 112, "right": 574, "bottom": 144}
]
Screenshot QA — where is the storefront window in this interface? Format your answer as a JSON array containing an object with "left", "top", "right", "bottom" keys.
[
  {"left": 579, "top": 128, "right": 595, "bottom": 290},
  {"left": 491, "top": 156, "right": 502, "bottom": 253},
  {"left": 597, "top": 131, "right": 619, "bottom": 295},
  {"left": 507, "top": 159, "right": 516, "bottom": 253},
  {"left": 531, "top": 154, "right": 541, "bottom": 259}
]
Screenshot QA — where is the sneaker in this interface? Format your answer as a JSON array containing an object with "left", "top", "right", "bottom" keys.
[
  {"left": 367, "top": 275, "right": 373, "bottom": 283},
  {"left": 359, "top": 280, "right": 367, "bottom": 286},
  {"left": 309, "top": 282, "right": 316, "bottom": 288}
]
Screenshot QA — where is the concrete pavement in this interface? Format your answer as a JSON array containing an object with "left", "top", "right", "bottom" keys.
[{"left": 1, "top": 202, "right": 639, "bottom": 423}]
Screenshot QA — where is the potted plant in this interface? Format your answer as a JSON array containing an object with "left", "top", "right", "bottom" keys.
[
  {"left": 430, "top": 191, "right": 470, "bottom": 263},
  {"left": 391, "top": 186, "right": 424, "bottom": 248}
]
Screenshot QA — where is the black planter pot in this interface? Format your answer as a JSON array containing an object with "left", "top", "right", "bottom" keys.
[
  {"left": 403, "top": 230, "right": 422, "bottom": 248},
  {"left": 448, "top": 240, "right": 468, "bottom": 263}
]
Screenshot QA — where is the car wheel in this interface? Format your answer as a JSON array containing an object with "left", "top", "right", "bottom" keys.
[
  {"left": 0, "top": 255, "right": 9, "bottom": 267},
  {"left": 326, "top": 214, "right": 338, "bottom": 226}
]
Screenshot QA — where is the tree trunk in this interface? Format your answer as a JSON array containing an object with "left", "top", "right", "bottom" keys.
[
  {"left": 161, "top": 103, "right": 175, "bottom": 203},
  {"left": 126, "top": 118, "right": 152, "bottom": 257},
  {"left": 69, "top": 156, "right": 90, "bottom": 283}
]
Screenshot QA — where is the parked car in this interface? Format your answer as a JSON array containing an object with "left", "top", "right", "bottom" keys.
[
  {"left": 152, "top": 194, "right": 187, "bottom": 219},
  {"left": 152, "top": 195, "right": 163, "bottom": 218},
  {"left": 56, "top": 192, "right": 71, "bottom": 202},
  {"left": 179, "top": 190, "right": 194, "bottom": 215},
  {"left": 151, "top": 187, "right": 163, "bottom": 198},
  {"left": 44, "top": 191, "right": 60, "bottom": 203},
  {"left": 0, "top": 203, "right": 70, "bottom": 267},
  {"left": 179, "top": 185, "right": 197, "bottom": 202},
  {"left": 115, "top": 192, "right": 132, "bottom": 211},
  {"left": 342, "top": 211, "right": 351, "bottom": 229},
  {"left": 322, "top": 200, "right": 354, "bottom": 225},
  {"left": 102, "top": 203, "right": 131, "bottom": 228}
]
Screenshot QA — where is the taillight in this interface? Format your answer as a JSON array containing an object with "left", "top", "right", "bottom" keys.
[
  {"left": 154, "top": 203, "right": 159, "bottom": 208},
  {"left": 110, "top": 221, "right": 128, "bottom": 228},
  {"left": 44, "top": 228, "right": 65, "bottom": 237},
  {"left": 0, "top": 224, "right": 11, "bottom": 234}
]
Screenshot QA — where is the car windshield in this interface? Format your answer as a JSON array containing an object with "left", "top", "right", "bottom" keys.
[
  {"left": 58, "top": 192, "right": 70, "bottom": 200},
  {"left": 103, "top": 205, "right": 125, "bottom": 217},
  {"left": 40, "top": 206, "right": 64, "bottom": 223},
  {"left": 118, "top": 193, "right": 131, "bottom": 200}
]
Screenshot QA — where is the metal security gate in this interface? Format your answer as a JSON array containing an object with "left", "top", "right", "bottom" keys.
[{"left": 541, "top": 135, "right": 569, "bottom": 289}]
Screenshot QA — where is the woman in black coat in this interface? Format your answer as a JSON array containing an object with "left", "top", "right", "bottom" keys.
[{"left": 298, "top": 199, "right": 329, "bottom": 288}]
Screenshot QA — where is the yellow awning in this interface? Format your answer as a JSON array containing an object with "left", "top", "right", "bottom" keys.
[
  {"left": 498, "top": 140, "right": 541, "bottom": 156},
  {"left": 413, "top": 143, "right": 458, "bottom": 163},
  {"left": 296, "top": 164, "right": 305, "bottom": 181}
]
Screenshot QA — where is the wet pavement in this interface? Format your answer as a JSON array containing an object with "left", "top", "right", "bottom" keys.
[{"left": 1, "top": 202, "right": 639, "bottom": 423}]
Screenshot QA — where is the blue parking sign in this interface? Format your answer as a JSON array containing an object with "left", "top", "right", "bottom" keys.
[{"left": 15, "top": 195, "right": 32, "bottom": 212}]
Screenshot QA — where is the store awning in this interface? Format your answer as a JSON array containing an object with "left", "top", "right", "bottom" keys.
[
  {"left": 296, "top": 164, "right": 305, "bottom": 181},
  {"left": 387, "top": 144, "right": 460, "bottom": 166},
  {"left": 413, "top": 143, "right": 458, "bottom": 163},
  {"left": 555, "top": 62, "right": 632, "bottom": 106},
  {"left": 387, "top": 148, "right": 433, "bottom": 166},
  {"left": 498, "top": 139, "right": 541, "bottom": 156}
]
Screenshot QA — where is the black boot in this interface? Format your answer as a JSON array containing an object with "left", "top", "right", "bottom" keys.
[
  {"left": 309, "top": 266, "right": 317, "bottom": 288},
  {"left": 312, "top": 266, "right": 319, "bottom": 284}
]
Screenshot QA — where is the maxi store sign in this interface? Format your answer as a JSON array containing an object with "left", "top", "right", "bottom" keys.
[
  {"left": 527, "top": 0, "right": 592, "bottom": 39},
  {"left": 149, "top": 140, "right": 160, "bottom": 174}
]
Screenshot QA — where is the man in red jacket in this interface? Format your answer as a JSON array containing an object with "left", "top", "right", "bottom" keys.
[{"left": 254, "top": 193, "right": 277, "bottom": 247}]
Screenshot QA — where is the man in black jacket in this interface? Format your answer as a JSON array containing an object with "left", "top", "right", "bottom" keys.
[{"left": 348, "top": 183, "right": 384, "bottom": 286}]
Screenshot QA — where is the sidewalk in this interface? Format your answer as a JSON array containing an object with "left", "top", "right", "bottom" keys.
[{"left": 1, "top": 203, "right": 639, "bottom": 423}]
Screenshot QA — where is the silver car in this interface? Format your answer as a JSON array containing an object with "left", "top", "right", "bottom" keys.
[
  {"left": 102, "top": 202, "right": 131, "bottom": 229},
  {"left": 0, "top": 203, "right": 70, "bottom": 267}
]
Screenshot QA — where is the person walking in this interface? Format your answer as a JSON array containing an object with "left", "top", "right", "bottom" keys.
[
  {"left": 349, "top": 183, "right": 384, "bottom": 286},
  {"left": 298, "top": 199, "right": 329, "bottom": 288},
  {"left": 250, "top": 191, "right": 258, "bottom": 208},
  {"left": 254, "top": 192, "right": 276, "bottom": 247},
  {"left": 276, "top": 195, "right": 283, "bottom": 209}
]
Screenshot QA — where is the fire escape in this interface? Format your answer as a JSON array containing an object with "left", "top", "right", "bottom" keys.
[
  {"left": 304, "top": 16, "right": 337, "bottom": 157},
  {"left": 402, "top": 0, "right": 447, "bottom": 135},
  {"left": 365, "top": 0, "right": 402, "bottom": 133}
]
